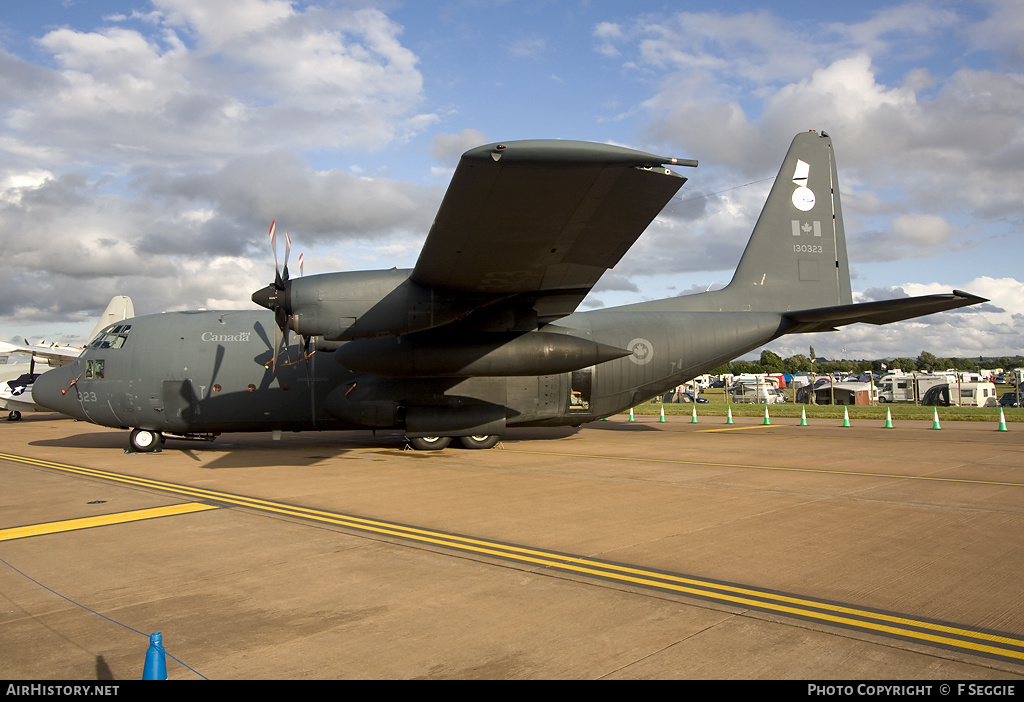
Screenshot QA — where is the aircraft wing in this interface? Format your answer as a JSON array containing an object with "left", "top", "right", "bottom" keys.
[
  {"left": 0, "top": 296, "right": 132, "bottom": 368},
  {"left": 0, "top": 341, "right": 82, "bottom": 366},
  {"left": 412, "top": 140, "right": 693, "bottom": 323},
  {"left": 782, "top": 290, "right": 988, "bottom": 333}
]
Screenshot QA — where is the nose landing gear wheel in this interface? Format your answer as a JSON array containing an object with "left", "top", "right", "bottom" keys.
[{"left": 129, "top": 428, "right": 163, "bottom": 453}]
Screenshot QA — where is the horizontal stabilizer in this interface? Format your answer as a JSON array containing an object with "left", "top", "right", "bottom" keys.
[{"left": 782, "top": 290, "right": 988, "bottom": 333}]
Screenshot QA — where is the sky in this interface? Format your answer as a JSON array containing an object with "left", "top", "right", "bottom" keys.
[{"left": 0, "top": 0, "right": 1021, "bottom": 362}]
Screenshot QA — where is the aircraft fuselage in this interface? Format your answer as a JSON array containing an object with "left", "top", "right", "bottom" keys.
[{"left": 33, "top": 305, "right": 788, "bottom": 439}]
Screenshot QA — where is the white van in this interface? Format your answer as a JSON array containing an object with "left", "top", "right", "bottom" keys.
[{"left": 878, "top": 373, "right": 952, "bottom": 403}]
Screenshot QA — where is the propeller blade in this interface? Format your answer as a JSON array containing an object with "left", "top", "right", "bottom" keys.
[
  {"left": 282, "top": 232, "right": 291, "bottom": 282},
  {"left": 254, "top": 220, "right": 303, "bottom": 373},
  {"left": 274, "top": 306, "right": 288, "bottom": 336},
  {"left": 298, "top": 252, "right": 304, "bottom": 277},
  {"left": 272, "top": 321, "right": 283, "bottom": 373},
  {"left": 269, "top": 220, "right": 279, "bottom": 283},
  {"left": 272, "top": 305, "right": 293, "bottom": 372}
]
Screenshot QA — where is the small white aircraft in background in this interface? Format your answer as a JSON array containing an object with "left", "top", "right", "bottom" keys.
[{"left": 0, "top": 296, "right": 134, "bottom": 420}]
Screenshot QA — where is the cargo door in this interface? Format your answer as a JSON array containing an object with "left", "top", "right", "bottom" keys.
[{"left": 161, "top": 379, "right": 196, "bottom": 432}]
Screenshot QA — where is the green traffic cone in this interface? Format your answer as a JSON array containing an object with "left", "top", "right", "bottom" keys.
[
  {"left": 726, "top": 406, "right": 734, "bottom": 424},
  {"left": 691, "top": 405, "right": 698, "bottom": 423},
  {"left": 763, "top": 406, "right": 771, "bottom": 425},
  {"left": 998, "top": 408, "right": 1008, "bottom": 432},
  {"left": 659, "top": 405, "right": 666, "bottom": 423},
  {"left": 931, "top": 407, "right": 941, "bottom": 430},
  {"left": 884, "top": 407, "right": 894, "bottom": 429},
  {"left": 842, "top": 407, "right": 851, "bottom": 427},
  {"left": 799, "top": 406, "right": 807, "bottom": 426},
  {"left": 629, "top": 408, "right": 635, "bottom": 422}
]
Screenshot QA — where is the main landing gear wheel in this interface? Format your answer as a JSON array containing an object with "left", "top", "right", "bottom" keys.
[
  {"left": 129, "top": 428, "right": 163, "bottom": 453},
  {"left": 7, "top": 410, "right": 21, "bottom": 421},
  {"left": 457, "top": 434, "right": 500, "bottom": 450},
  {"left": 407, "top": 436, "right": 452, "bottom": 451}
]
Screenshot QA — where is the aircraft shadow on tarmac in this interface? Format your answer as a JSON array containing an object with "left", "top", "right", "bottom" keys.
[
  {"left": 21, "top": 419, "right": 590, "bottom": 470},
  {"left": 26, "top": 430, "right": 402, "bottom": 469}
]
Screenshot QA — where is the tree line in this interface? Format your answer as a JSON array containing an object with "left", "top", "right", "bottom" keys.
[{"left": 711, "top": 349, "right": 1024, "bottom": 377}]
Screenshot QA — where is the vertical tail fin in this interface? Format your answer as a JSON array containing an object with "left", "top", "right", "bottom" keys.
[
  {"left": 723, "top": 130, "right": 852, "bottom": 311},
  {"left": 85, "top": 296, "right": 135, "bottom": 343}
]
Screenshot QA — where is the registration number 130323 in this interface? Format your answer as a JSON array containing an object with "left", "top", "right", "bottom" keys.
[{"left": 793, "top": 244, "right": 823, "bottom": 254}]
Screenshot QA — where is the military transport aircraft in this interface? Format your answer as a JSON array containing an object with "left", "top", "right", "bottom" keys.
[{"left": 33, "top": 131, "right": 985, "bottom": 452}]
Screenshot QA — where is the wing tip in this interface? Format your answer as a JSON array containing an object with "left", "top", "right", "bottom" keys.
[
  {"left": 952, "top": 289, "right": 989, "bottom": 304},
  {"left": 461, "top": 139, "right": 686, "bottom": 168}
]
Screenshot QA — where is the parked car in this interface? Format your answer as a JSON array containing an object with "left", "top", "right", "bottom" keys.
[
  {"left": 681, "top": 392, "right": 709, "bottom": 404},
  {"left": 999, "top": 392, "right": 1023, "bottom": 407}
]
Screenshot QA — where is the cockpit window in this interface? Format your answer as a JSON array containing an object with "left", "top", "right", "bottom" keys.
[
  {"left": 85, "top": 359, "right": 105, "bottom": 379},
  {"left": 88, "top": 324, "right": 131, "bottom": 349}
]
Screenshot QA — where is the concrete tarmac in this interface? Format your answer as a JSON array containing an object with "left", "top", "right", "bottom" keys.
[{"left": 2, "top": 411, "right": 1023, "bottom": 680}]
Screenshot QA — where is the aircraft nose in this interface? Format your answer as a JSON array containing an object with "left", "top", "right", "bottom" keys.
[{"left": 33, "top": 365, "right": 80, "bottom": 417}]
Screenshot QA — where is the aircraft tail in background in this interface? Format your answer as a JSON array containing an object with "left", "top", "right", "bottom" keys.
[{"left": 85, "top": 295, "right": 135, "bottom": 344}]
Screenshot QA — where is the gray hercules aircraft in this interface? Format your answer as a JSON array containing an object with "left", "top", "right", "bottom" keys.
[{"left": 34, "top": 131, "right": 985, "bottom": 452}]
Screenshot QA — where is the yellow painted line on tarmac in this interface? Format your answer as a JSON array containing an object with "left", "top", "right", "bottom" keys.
[
  {"left": 696, "top": 425, "right": 777, "bottom": 433},
  {"left": 0, "top": 502, "right": 218, "bottom": 542},
  {"left": 3, "top": 450, "right": 1024, "bottom": 663},
  {"left": 501, "top": 448, "right": 1024, "bottom": 488}
]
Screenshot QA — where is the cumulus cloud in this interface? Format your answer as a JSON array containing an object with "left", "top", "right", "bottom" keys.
[
  {"left": 613, "top": 180, "right": 773, "bottom": 277},
  {"left": 592, "top": 22, "right": 624, "bottom": 57},
  {"left": 137, "top": 150, "right": 441, "bottom": 241},
  {"left": 0, "top": 1, "right": 437, "bottom": 333},
  {"left": 591, "top": 273, "right": 639, "bottom": 294},
  {"left": 857, "top": 286, "right": 910, "bottom": 302},
  {"left": 851, "top": 213, "right": 961, "bottom": 262},
  {"left": 966, "top": 0, "right": 1024, "bottom": 68},
  {"left": 4, "top": 1, "right": 430, "bottom": 174},
  {"left": 430, "top": 129, "right": 489, "bottom": 167}
]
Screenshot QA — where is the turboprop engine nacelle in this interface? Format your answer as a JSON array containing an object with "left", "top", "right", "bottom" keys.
[
  {"left": 333, "top": 330, "right": 631, "bottom": 377},
  {"left": 252, "top": 269, "right": 497, "bottom": 341}
]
